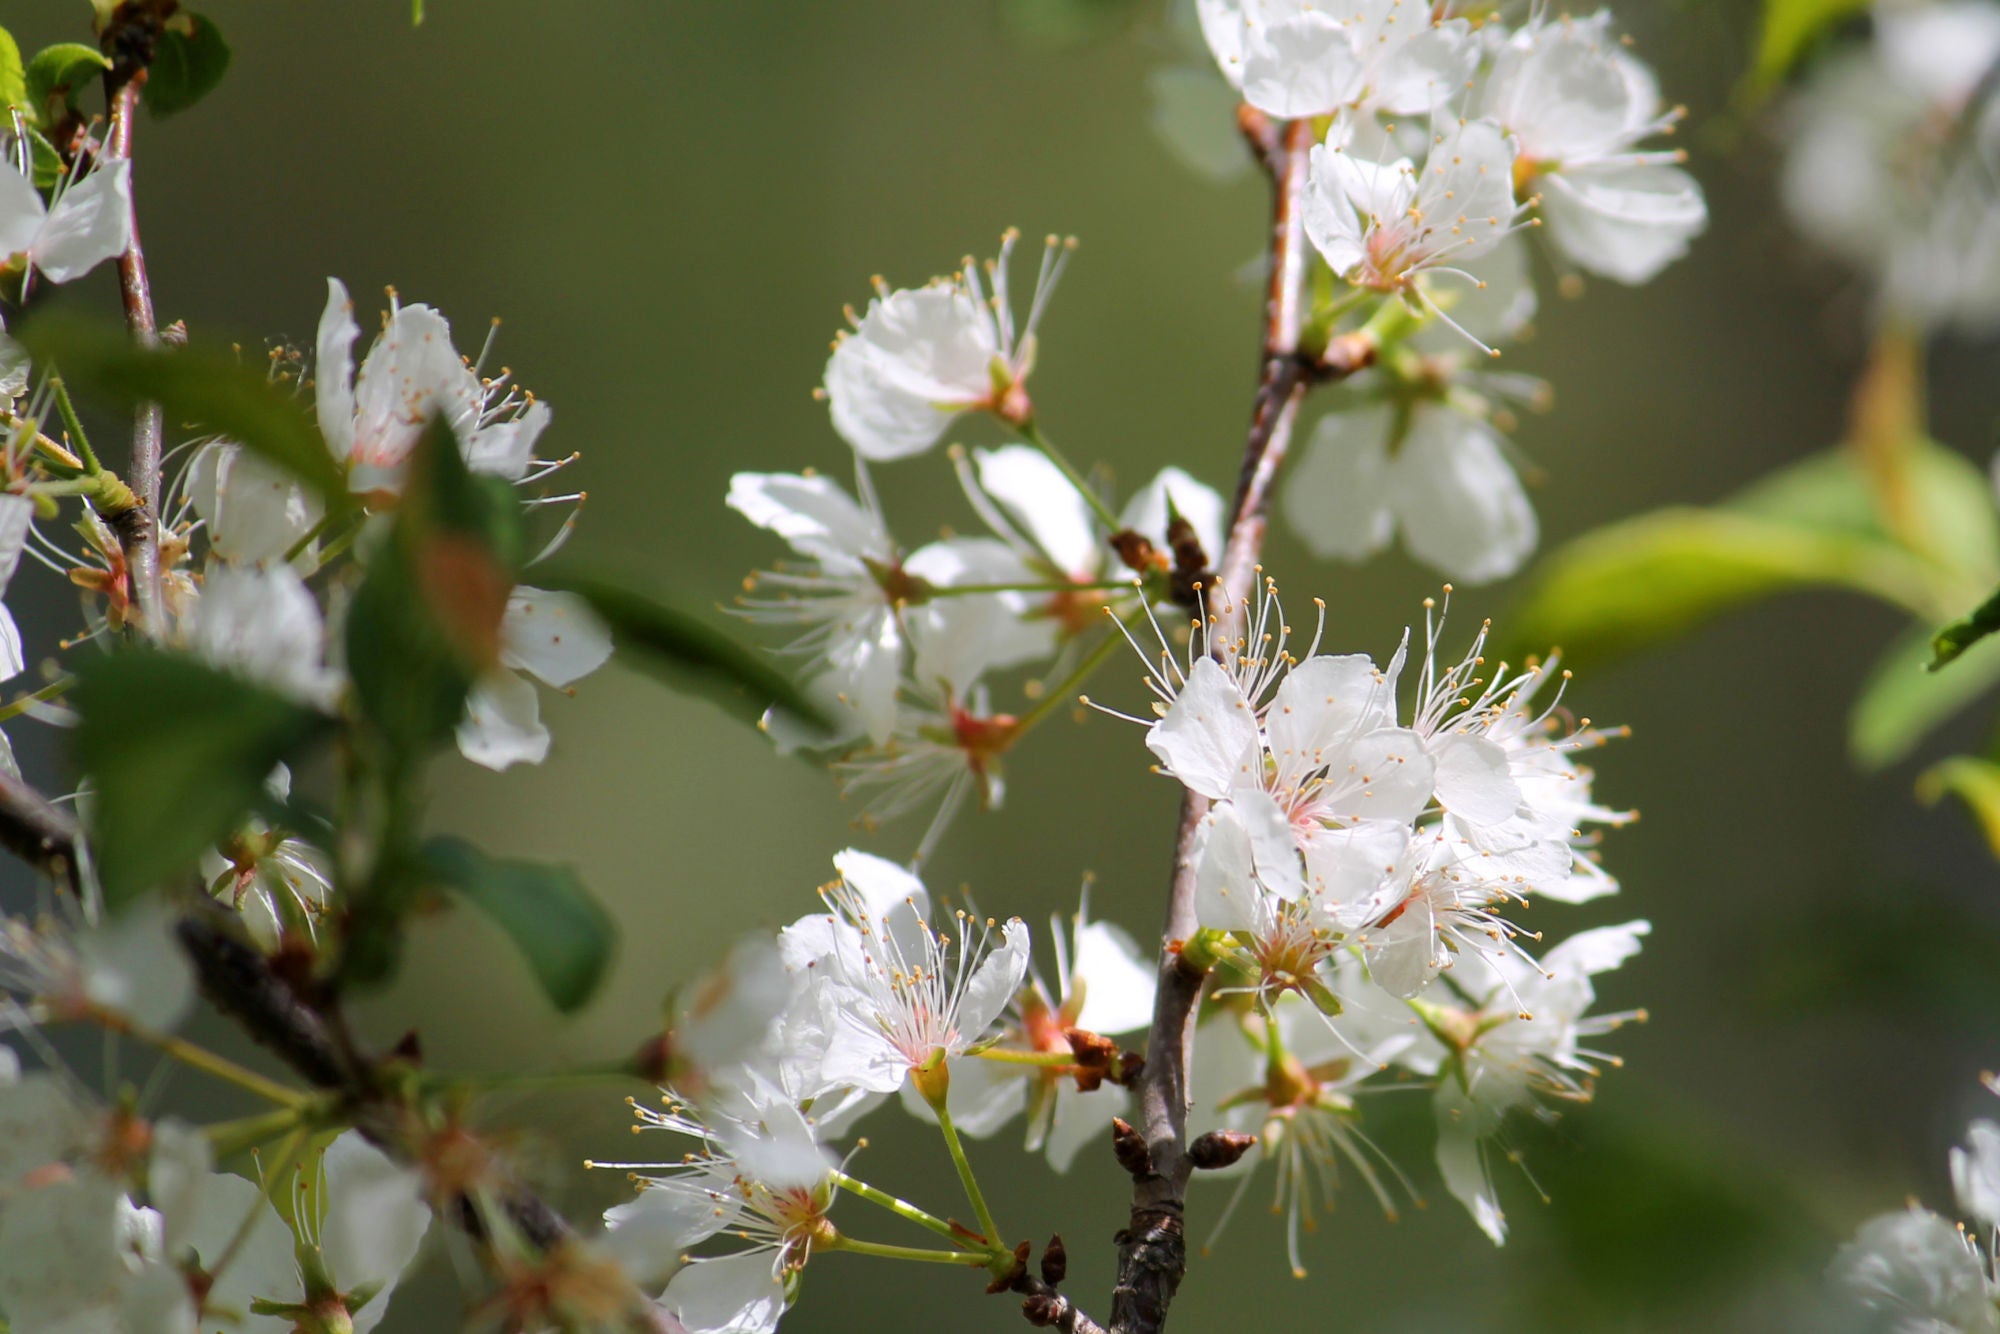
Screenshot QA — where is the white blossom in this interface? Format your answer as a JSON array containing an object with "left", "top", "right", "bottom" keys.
[
  {"left": 1283, "top": 400, "right": 1537, "bottom": 583},
  {"left": 0, "top": 156, "right": 132, "bottom": 286},
  {"left": 1833, "top": 1207, "right": 2000, "bottom": 1333},
  {"left": 1781, "top": 2, "right": 2000, "bottom": 332},
  {"left": 823, "top": 232, "right": 1069, "bottom": 461},
  {"left": 455, "top": 584, "right": 614, "bottom": 770},
  {"left": 316, "top": 277, "right": 552, "bottom": 494},
  {"left": 185, "top": 440, "right": 324, "bottom": 567},
  {"left": 1482, "top": 11, "right": 1706, "bottom": 284},
  {"left": 188, "top": 561, "right": 340, "bottom": 708},
  {"left": 1195, "top": 0, "right": 1475, "bottom": 119}
]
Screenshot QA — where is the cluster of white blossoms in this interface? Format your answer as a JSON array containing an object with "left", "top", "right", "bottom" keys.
[
  {"left": 595, "top": 850, "right": 1157, "bottom": 1332},
  {"left": 729, "top": 231, "right": 1230, "bottom": 860},
  {"left": 1781, "top": 0, "right": 2000, "bottom": 335},
  {"left": 1832, "top": 1081, "right": 2000, "bottom": 1332},
  {"left": 1186, "top": 1, "right": 1704, "bottom": 583},
  {"left": 0, "top": 1057, "right": 434, "bottom": 1334},
  {"left": 1103, "top": 581, "right": 1645, "bottom": 1256}
]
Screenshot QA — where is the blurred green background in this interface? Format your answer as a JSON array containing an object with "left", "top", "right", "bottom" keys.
[{"left": 9, "top": 0, "right": 2000, "bottom": 1329}]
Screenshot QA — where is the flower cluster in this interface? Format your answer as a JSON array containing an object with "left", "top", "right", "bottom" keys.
[
  {"left": 1832, "top": 1080, "right": 2000, "bottom": 1332},
  {"left": 729, "top": 231, "right": 1230, "bottom": 860},
  {"left": 1780, "top": 0, "right": 2000, "bottom": 334},
  {"left": 596, "top": 850, "right": 1156, "bottom": 1332},
  {"left": 1112, "top": 580, "right": 1645, "bottom": 1250},
  {"left": 1186, "top": 3, "right": 1704, "bottom": 582}
]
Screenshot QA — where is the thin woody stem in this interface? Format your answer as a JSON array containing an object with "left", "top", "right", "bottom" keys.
[
  {"left": 103, "top": 78, "right": 165, "bottom": 637},
  {"left": 1105, "top": 111, "right": 1342, "bottom": 1334}
]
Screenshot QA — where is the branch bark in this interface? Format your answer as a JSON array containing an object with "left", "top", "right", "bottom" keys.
[
  {"left": 102, "top": 77, "right": 166, "bottom": 637},
  {"left": 1103, "top": 113, "right": 1328, "bottom": 1334}
]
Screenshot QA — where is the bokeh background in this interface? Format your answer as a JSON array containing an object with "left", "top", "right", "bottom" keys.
[{"left": 7, "top": 0, "right": 1999, "bottom": 1329}]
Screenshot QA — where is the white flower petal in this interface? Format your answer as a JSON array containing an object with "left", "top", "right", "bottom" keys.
[
  {"left": 455, "top": 670, "right": 550, "bottom": 770},
  {"left": 320, "top": 1132, "right": 431, "bottom": 1312},
  {"left": 974, "top": 445, "right": 1100, "bottom": 576},
  {"left": 1284, "top": 407, "right": 1395, "bottom": 562},
  {"left": 1069, "top": 919, "right": 1156, "bottom": 1036},
  {"left": 1146, "top": 657, "right": 1260, "bottom": 799},
  {"left": 500, "top": 586, "right": 613, "bottom": 688},
  {"left": 955, "top": 918, "right": 1031, "bottom": 1039},
  {"left": 31, "top": 159, "right": 131, "bottom": 284},
  {"left": 661, "top": 1250, "right": 788, "bottom": 1334},
  {"left": 316, "top": 278, "right": 360, "bottom": 463},
  {"left": 1389, "top": 407, "right": 1537, "bottom": 584}
]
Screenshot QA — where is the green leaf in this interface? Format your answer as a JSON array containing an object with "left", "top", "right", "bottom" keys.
[
  {"left": 1751, "top": 0, "right": 1867, "bottom": 91},
  {"left": 24, "top": 44, "right": 111, "bottom": 120},
  {"left": 533, "top": 568, "right": 827, "bottom": 732},
  {"left": 1850, "top": 626, "right": 2000, "bottom": 771},
  {"left": 142, "top": 12, "right": 230, "bottom": 118},
  {"left": 346, "top": 419, "right": 517, "bottom": 755},
  {"left": 1919, "top": 756, "right": 2000, "bottom": 859},
  {"left": 1930, "top": 583, "right": 2000, "bottom": 670},
  {"left": 0, "top": 28, "right": 26, "bottom": 117},
  {"left": 73, "top": 650, "right": 333, "bottom": 905},
  {"left": 1730, "top": 442, "right": 2000, "bottom": 582},
  {"left": 424, "top": 836, "right": 614, "bottom": 1012},
  {"left": 18, "top": 313, "right": 350, "bottom": 503},
  {"left": 1499, "top": 508, "right": 1936, "bottom": 672}
]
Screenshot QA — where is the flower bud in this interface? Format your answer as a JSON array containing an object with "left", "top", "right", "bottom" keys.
[{"left": 1188, "top": 1130, "right": 1260, "bottom": 1171}]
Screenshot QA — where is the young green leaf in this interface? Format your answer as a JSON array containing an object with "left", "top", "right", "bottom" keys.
[
  {"left": 1850, "top": 626, "right": 2000, "bottom": 771},
  {"left": 1918, "top": 756, "right": 2000, "bottom": 859},
  {"left": 142, "top": 11, "right": 231, "bottom": 118},
  {"left": 423, "top": 836, "right": 615, "bottom": 1012},
  {"left": 532, "top": 568, "right": 826, "bottom": 732},
  {"left": 1499, "top": 508, "right": 1936, "bottom": 672},
  {"left": 0, "top": 28, "right": 27, "bottom": 117},
  {"left": 1929, "top": 584, "right": 2000, "bottom": 670},
  {"left": 1751, "top": 0, "right": 1867, "bottom": 93},
  {"left": 346, "top": 419, "right": 518, "bottom": 755},
  {"left": 24, "top": 44, "right": 111, "bottom": 121},
  {"left": 18, "top": 313, "right": 351, "bottom": 502},
  {"left": 73, "top": 650, "right": 333, "bottom": 905}
]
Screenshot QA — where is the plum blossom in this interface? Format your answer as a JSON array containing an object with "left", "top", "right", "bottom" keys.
[
  {"left": 1481, "top": 11, "right": 1707, "bottom": 285},
  {"left": 1282, "top": 400, "right": 1538, "bottom": 584},
  {"left": 456, "top": 584, "right": 614, "bottom": 770},
  {"left": 1423, "top": 921, "right": 1648, "bottom": 1242},
  {"left": 823, "top": 231, "right": 1071, "bottom": 461},
  {"left": 0, "top": 898, "right": 195, "bottom": 1034},
  {"left": 188, "top": 561, "right": 340, "bottom": 708},
  {"left": 783, "top": 850, "right": 1029, "bottom": 1102},
  {"left": 198, "top": 767, "right": 334, "bottom": 951},
  {"left": 1832, "top": 1207, "right": 2000, "bottom": 1332},
  {"left": 0, "top": 155, "right": 131, "bottom": 286},
  {"left": 1302, "top": 116, "right": 1524, "bottom": 325},
  {"left": 1195, "top": 0, "right": 1475, "bottom": 119},
  {"left": 1781, "top": 1, "right": 2000, "bottom": 332},
  {"left": 730, "top": 469, "right": 1053, "bottom": 748},
  {"left": 185, "top": 440, "right": 324, "bottom": 567},
  {"left": 0, "top": 492, "right": 35, "bottom": 683},
  {"left": 315, "top": 277, "right": 552, "bottom": 494}
]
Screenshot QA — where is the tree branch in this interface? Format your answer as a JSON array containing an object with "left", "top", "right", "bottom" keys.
[
  {"left": 1102, "top": 113, "right": 1335, "bottom": 1334},
  {"left": 102, "top": 78, "right": 166, "bottom": 637}
]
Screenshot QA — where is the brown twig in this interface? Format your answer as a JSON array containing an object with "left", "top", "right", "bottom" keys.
[
  {"left": 102, "top": 78, "right": 165, "bottom": 636},
  {"left": 1102, "top": 114, "right": 1346, "bottom": 1334}
]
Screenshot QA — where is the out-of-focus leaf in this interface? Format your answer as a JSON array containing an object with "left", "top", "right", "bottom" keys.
[
  {"left": 1918, "top": 756, "right": 2000, "bottom": 858},
  {"left": 73, "top": 650, "right": 332, "bottom": 904},
  {"left": 24, "top": 44, "right": 110, "bottom": 120},
  {"left": 1850, "top": 625, "right": 2000, "bottom": 770},
  {"left": 1729, "top": 442, "right": 2000, "bottom": 581},
  {"left": 142, "top": 12, "right": 230, "bottom": 118},
  {"left": 534, "top": 568, "right": 826, "bottom": 732},
  {"left": 1499, "top": 508, "right": 1935, "bottom": 670},
  {"left": 0, "top": 29, "right": 27, "bottom": 116},
  {"left": 347, "top": 419, "right": 516, "bottom": 754},
  {"left": 18, "top": 313, "right": 350, "bottom": 502},
  {"left": 1751, "top": 0, "right": 1866, "bottom": 91},
  {"left": 999, "top": 0, "right": 1140, "bottom": 45},
  {"left": 1930, "top": 584, "right": 2000, "bottom": 670},
  {"left": 424, "top": 836, "right": 614, "bottom": 1012}
]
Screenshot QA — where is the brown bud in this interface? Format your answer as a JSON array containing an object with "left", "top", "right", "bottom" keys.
[
  {"left": 1108, "top": 529, "right": 1163, "bottom": 575},
  {"left": 160, "top": 320, "right": 189, "bottom": 348},
  {"left": 985, "top": 1240, "right": 1031, "bottom": 1293},
  {"left": 629, "top": 1032, "right": 677, "bottom": 1085},
  {"left": 1040, "top": 1234, "right": 1067, "bottom": 1287},
  {"left": 1111, "top": 1116, "right": 1153, "bottom": 1179},
  {"left": 388, "top": 1029, "right": 424, "bottom": 1064},
  {"left": 1071, "top": 1065, "right": 1106, "bottom": 1093},
  {"left": 1110, "top": 1049, "right": 1146, "bottom": 1088},
  {"left": 1188, "top": 1130, "right": 1260, "bottom": 1171},
  {"left": 1165, "top": 514, "right": 1209, "bottom": 577},
  {"left": 1022, "top": 1293, "right": 1064, "bottom": 1327}
]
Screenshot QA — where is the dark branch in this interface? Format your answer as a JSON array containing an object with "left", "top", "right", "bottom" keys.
[
  {"left": 102, "top": 78, "right": 166, "bottom": 636},
  {"left": 1104, "top": 114, "right": 1362, "bottom": 1334}
]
